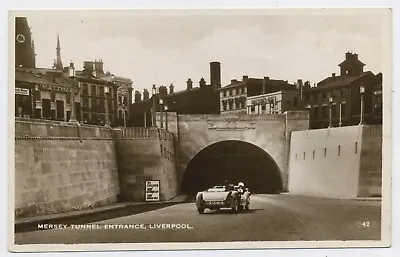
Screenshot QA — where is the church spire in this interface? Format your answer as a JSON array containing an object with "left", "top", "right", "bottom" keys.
[{"left": 55, "top": 33, "right": 63, "bottom": 70}]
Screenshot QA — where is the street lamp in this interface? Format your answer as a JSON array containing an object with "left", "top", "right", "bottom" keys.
[
  {"left": 305, "top": 103, "right": 311, "bottom": 130},
  {"left": 359, "top": 83, "right": 365, "bottom": 125},
  {"left": 151, "top": 85, "right": 157, "bottom": 127},
  {"left": 68, "top": 62, "right": 78, "bottom": 123},
  {"left": 164, "top": 105, "right": 168, "bottom": 131},
  {"left": 104, "top": 85, "right": 111, "bottom": 128},
  {"left": 328, "top": 95, "right": 334, "bottom": 128},
  {"left": 159, "top": 98, "right": 164, "bottom": 129}
]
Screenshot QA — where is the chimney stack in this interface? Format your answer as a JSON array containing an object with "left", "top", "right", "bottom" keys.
[
  {"left": 143, "top": 89, "right": 149, "bottom": 100},
  {"left": 169, "top": 83, "right": 174, "bottom": 94},
  {"left": 187, "top": 78, "right": 193, "bottom": 90},
  {"left": 332, "top": 73, "right": 336, "bottom": 77},
  {"left": 210, "top": 61, "right": 221, "bottom": 90},
  {"left": 83, "top": 61, "right": 94, "bottom": 72},
  {"left": 159, "top": 85, "right": 168, "bottom": 96},
  {"left": 242, "top": 75, "right": 249, "bottom": 81},
  {"left": 134, "top": 90, "right": 142, "bottom": 103},
  {"left": 199, "top": 78, "right": 206, "bottom": 88},
  {"left": 297, "top": 79, "right": 304, "bottom": 101},
  {"left": 94, "top": 59, "right": 104, "bottom": 74}
]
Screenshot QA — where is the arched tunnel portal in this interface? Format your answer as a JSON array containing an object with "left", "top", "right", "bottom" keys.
[{"left": 181, "top": 140, "right": 283, "bottom": 195}]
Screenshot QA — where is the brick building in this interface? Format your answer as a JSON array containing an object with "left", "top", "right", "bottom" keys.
[
  {"left": 246, "top": 89, "right": 302, "bottom": 115},
  {"left": 112, "top": 75, "right": 133, "bottom": 127},
  {"left": 304, "top": 52, "right": 383, "bottom": 129},
  {"left": 130, "top": 62, "right": 221, "bottom": 127},
  {"left": 218, "top": 75, "right": 299, "bottom": 114},
  {"left": 14, "top": 19, "right": 132, "bottom": 126}
]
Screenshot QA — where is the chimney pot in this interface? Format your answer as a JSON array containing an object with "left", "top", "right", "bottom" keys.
[
  {"left": 332, "top": 73, "right": 336, "bottom": 77},
  {"left": 187, "top": 78, "right": 193, "bottom": 90}
]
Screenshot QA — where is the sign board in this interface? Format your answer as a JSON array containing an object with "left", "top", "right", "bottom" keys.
[
  {"left": 15, "top": 87, "right": 29, "bottom": 96},
  {"left": 145, "top": 180, "right": 160, "bottom": 201}
]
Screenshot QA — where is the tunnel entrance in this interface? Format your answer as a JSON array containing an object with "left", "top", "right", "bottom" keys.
[{"left": 181, "top": 140, "right": 283, "bottom": 195}]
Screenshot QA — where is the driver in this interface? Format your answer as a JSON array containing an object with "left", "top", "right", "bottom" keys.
[{"left": 237, "top": 182, "right": 245, "bottom": 194}]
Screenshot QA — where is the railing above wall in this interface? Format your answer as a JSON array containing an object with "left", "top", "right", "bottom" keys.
[
  {"left": 14, "top": 118, "right": 175, "bottom": 141},
  {"left": 112, "top": 127, "right": 173, "bottom": 140},
  {"left": 14, "top": 118, "right": 113, "bottom": 139}
]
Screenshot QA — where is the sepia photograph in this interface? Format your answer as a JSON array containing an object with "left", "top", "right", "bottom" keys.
[{"left": 8, "top": 8, "right": 392, "bottom": 252}]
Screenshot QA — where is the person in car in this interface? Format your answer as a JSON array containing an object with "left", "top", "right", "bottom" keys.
[{"left": 237, "top": 182, "right": 245, "bottom": 194}]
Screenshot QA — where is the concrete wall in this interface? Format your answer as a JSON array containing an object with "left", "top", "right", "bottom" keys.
[
  {"left": 14, "top": 119, "right": 119, "bottom": 218},
  {"left": 358, "top": 125, "right": 382, "bottom": 197},
  {"left": 288, "top": 125, "right": 382, "bottom": 199},
  {"left": 176, "top": 111, "right": 309, "bottom": 192},
  {"left": 114, "top": 127, "right": 178, "bottom": 201}
]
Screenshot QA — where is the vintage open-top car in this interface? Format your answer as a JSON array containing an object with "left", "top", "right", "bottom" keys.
[{"left": 195, "top": 184, "right": 251, "bottom": 214}]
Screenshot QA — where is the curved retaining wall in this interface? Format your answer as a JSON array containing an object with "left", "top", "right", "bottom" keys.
[{"left": 14, "top": 120, "right": 119, "bottom": 218}]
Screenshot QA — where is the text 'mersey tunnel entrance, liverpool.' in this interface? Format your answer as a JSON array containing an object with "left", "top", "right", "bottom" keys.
[{"left": 181, "top": 140, "right": 283, "bottom": 195}]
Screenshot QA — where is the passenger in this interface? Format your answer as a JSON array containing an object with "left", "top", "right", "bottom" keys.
[
  {"left": 223, "top": 180, "right": 229, "bottom": 191},
  {"left": 237, "top": 182, "right": 245, "bottom": 194}
]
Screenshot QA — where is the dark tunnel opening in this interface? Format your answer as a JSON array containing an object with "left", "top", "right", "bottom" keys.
[{"left": 181, "top": 140, "right": 283, "bottom": 195}]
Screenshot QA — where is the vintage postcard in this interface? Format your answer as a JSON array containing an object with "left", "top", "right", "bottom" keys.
[{"left": 8, "top": 8, "right": 392, "bottom": 252}]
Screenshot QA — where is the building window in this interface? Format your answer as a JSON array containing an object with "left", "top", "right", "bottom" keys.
[
  {"left": 66, "top": 93, "right": 71, "bottom": 104},
  {"left": 332, "top": 104, "right": 337, "bottom": 117},
  {"left": 324, "top": 147, "right": 327, "bottom": 158},
  {"left": 261, "top": 105, "right": 266, "bottom": 111},
  {"left": 322, "top": 91, "right": 326, "bottom": 100},
  {"left": 355, "top": 142, "right": 358, "bottom": 154},
  {"left": 312, "top": 150, "right": 315, "bottom": 159},
  {"left": 100, "top": 98, "right": 105, "bottom": 112},
  {"left": 223, "top": 90, "right": 226, "bottom": 97},
  {"left": 34, "top": 89, "right": 41, "bottom": 100},
  {"left": 91, "top": 85, "right": 97, "bottom": 96},
  {"left": 229, "top": 89, "right": 233, "bottom": 96},
  {"left": 322, "top": 105, "right": 328, "bottom": 118},
  {"left": 228, "top": 100, "right": 233, "bottom": 110},
  {"left": 341, "top": 103, "right": 346, "bottom": 118},
  {"left": 313, "top": 106, "right": 319, "bottom": 118},
  {"left": 338, "top": 145, "right": 341, "bottom": 156},
  {"left": 82, "top": 97, "right": 89, "bottom": 108},
  {"left": 99, "top": 86, "right": 104, "bottom": 97},
  {"left": 51, "top": 92, "right": 56, "bottom": 102},
  {"left": 293, "top": 97, "right": 298, "bottom": 106},
  {"left": 82, "top": 83, "right": 88, "bottom": 95},
  {"left": 250, "top": 106, "right": 255, "bottom": 113}
]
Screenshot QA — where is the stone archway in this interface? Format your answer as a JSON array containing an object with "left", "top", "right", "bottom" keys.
[{"left": 181, "top": 140, "right": 283, "bottom": 195}]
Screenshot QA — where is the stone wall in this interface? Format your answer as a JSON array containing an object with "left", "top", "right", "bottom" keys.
[
  {"left": 114, "top": 127, "right": 178, "bottom": 201},
  {"left": 288, "top": 125, "right": 382, "bottom": 199},
  {"left": 14, "top": 119, "right": 119, "bottom": 218}
]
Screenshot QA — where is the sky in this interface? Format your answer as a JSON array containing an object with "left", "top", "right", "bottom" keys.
[{"left": 24, "top": 9, "right": 390, "bottom": 94}]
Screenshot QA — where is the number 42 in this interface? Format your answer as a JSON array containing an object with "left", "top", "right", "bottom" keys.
[{"left": 361, "top": 221, "right": 371, "bottom": 227}]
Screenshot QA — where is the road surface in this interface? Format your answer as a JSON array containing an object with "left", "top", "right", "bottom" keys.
[{"left": 14, "top": 194, "right": 381, "bottom": 244}]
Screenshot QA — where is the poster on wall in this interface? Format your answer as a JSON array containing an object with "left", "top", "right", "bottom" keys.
[{"left": 145, "top": 180, "right": 160, "bottom": 201}]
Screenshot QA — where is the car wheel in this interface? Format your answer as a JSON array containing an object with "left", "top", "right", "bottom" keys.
[{"left": 197, "top": 207, "right": 205, "bottom": 214}]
